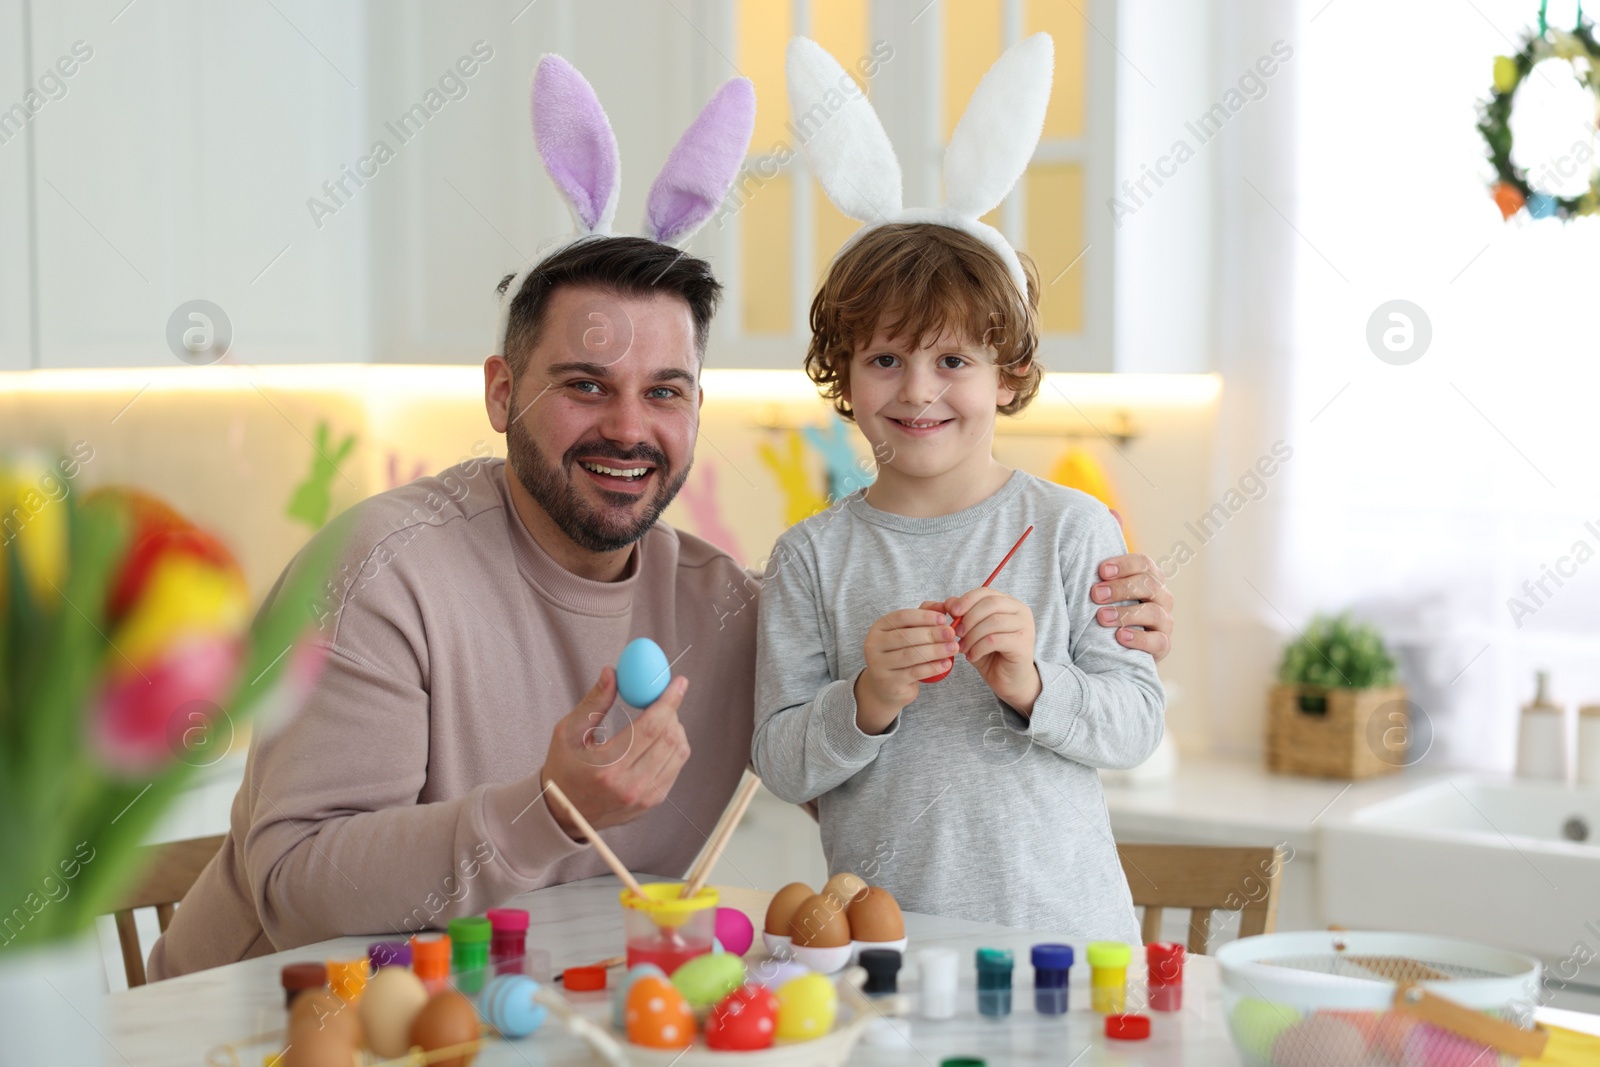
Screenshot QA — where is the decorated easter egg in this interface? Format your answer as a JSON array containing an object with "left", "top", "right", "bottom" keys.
[
  {"left": 671, "top": 952, "right": 746, "bottom": 1010},
  {"left": 765, "top": 882, "right": 815, "bottom": 935},
  {"left": 1228, "top": 996, "right": 1301, "bottom": 1062},
  {"left": 751, "top": 959, "right": 811, "bottom": 989},
  {"left": 789, "top": 894, "right": 850, "bottom": 948},
  {"left": 822, "top": 872, "right": 869, "bottom": 908},
  {"left": 715, "top": 907, "right": 755, "bottom": 956},
  {"left": 847, "top": 887, "right": 904, "bottom": 942},
  {"left": 358, "top": 965, "right": 429, "bottom": 1058},
  {"left": 1400, "top": 1021, "right": 1495, "bottom": 1067},
  {"left": 616, "top": 638, "right": 671, "bottom": 707},
  {"left": 625, "top": 975, "right": 695, "bottom": 1049},
  {"left": 705, "top": 983, "right": 780, "bottom": 1051},
  {"left": 612, "top": 963, "right": 667, "bottom": 1029},
  {"left": 1271, "top": 1015, "right": 1367, "bottom": 1067},
  {"left": 482, "top": 974, "right": 547, "bottom": 1039},
  {"left": 776, "top": 973, "right": 837, "bottom": 1041},
  {"left": 409, "top": 991, "right": 480, "bottom": 1067}
]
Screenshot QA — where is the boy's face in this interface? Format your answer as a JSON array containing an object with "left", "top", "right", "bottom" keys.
[{"left": 843, "top": 322, "right": 1016, "bottom": 483}]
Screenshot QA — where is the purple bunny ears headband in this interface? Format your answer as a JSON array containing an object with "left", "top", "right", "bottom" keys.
[{"left": 492, "top": 55, "right": 756, "bottom": 357}]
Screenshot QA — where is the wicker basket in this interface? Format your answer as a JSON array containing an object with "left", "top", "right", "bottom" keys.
[{"left": 1266, "top": 684, "right": 1409, "bottom": 780}]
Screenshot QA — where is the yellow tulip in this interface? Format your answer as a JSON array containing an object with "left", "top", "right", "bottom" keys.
[
  {"left": 111, "top": 554, "right": 251, "bottom": 669},
  {"left": 1493, "top": 55, "right": 1519, "bottom": 93},
  {"left": 0, "top": 457, "right": 69, "bottom": 611}
]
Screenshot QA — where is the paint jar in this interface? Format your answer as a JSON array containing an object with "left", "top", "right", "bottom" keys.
[
  {"left": 326, "top": 958, "right": 369, "bottom": 1004},
  {"left": 1030, "top": 943, "right": 1074, "bottom": 1015},
  {"left": 281, "top": 962, "right": 326, "bottom": 1009},
  {"left": 916, "top": 947, "right": 959, "bottom": 1020},
  {"left": 411, "top": 933, "right": 451, "bottom": 994},
  {"left": 487, "top": 908, "right": 530, "bottom": 976},
  {"left": 1146, "top": 941, "right": 1184, "bottom": 1012},
  {"left": 367, "top": 940, "right": 411, "bottom": 971},
  {"left": 448, "top": 916, "right": 492, "bottom": 996},
  {"left": 620, "top": 883, "right": 718, "bottom": 973},
  {"left": 1086, "top": 941, "right": 1130, "bottom": 1014},
  {"left": 975, "top": 948, "right": 1014, "bottom": 1018}
]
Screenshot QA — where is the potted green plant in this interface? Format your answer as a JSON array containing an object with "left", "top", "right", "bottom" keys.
[
  {"left": 0, "top": 452, "right": 336, "bottom": 1057},
  {"left": 1268, "top": 613, "right": 1407, "bottom": 779}
]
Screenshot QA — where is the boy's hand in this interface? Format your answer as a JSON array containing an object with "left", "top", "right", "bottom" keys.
[
  {"left": 943, "top": 588, "right": 1042, "bottom": 715},
  {"left": 854, "top": 608, "right": 958, "bottom": 735}
]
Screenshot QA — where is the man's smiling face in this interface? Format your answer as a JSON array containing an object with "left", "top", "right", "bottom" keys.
[{"left": 502, "top": 284, "right": 700, "bottom": 553}]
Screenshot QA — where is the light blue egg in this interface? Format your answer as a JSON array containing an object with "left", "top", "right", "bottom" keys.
[
  {"left": 483, "top": 974, "right": 547, "bottom": 1039},
  {"left": 612, "top": 963, "right": 668, "bottom": 1029},
  {"left": 616, "top": 638, "right": 672, "bottom": 708}
]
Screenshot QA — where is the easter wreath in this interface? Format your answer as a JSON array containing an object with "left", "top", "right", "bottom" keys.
[{"left": 1478, "top": 4, "right": 1600, "bottom": 220}]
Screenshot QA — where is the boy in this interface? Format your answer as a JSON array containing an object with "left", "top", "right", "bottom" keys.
[{"left": 751, "top": 223, "right": 1165, "bottom": 938}]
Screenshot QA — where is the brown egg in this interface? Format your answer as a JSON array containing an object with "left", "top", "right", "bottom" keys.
[
  {"left": 788, "top": 893, "right": 851, "bottom": 948},
  {"left": 765, "top": 882, "right": 815, "bottom": 935},
  {"left": 281, "top": 1024, "right": 357, "bottom": 1067},
  {"left": 409, "top": 990, "right": 480, "bottom": 1067},
  {"left": 848, "top": 887, "right": 905, "bottom": 942},
  {"left": 289, "top": 989, "right": 363, "bottom": 1048},
  {"left": 822, "top": 872, "right": 869, "bottom": 909}
]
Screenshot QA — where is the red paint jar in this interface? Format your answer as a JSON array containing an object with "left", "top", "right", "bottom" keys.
[
  {"left": 1146, "top": 941, "right": 1184, "bottom": 1012},
  {"left": 487, "top": 907, "right": 530, "bottom": 976}
]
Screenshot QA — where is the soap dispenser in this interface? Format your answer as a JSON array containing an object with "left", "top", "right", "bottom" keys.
[{"left": 1516, "top": 671, "right": 1566, "bottom": 781}]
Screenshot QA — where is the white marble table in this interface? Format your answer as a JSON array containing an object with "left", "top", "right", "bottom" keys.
[
  {"left": 108, "top": 875, "right": 1249, "bottom": 1066},
  {"left": 104, "top": 874, "right": 1600, "bottom": 1066}
]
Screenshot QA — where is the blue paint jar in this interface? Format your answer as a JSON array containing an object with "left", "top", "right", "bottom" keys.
[{"left": 1031, "top": 943, "right": 1074, "bottom": 1015}]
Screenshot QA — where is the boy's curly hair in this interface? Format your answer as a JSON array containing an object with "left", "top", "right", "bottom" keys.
[{"left": 804, "top": 223, "right": 1043, "bottom": 420}]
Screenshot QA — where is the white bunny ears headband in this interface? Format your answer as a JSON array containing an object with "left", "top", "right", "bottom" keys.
[
  {"left": 786, "top": 33, "right": 1054, "bottom": 301},
  {"left": 493, "top": 56, "right": 756, "bottom": 357}
]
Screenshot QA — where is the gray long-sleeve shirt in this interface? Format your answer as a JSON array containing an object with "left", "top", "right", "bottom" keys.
[{"left": 752, "top": 470, "right": 1164, "bottom": 938}]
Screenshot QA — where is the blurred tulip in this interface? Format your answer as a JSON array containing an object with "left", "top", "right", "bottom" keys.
[
  {"left": 0, "top": 457, "right": 70, "bottom": 611},
  {"left": 1492, "top": 181, "right": 1526, "bottom": 219},
  {"left": 92, "top": 635, "right": 243, "bottom": 773},
  {"left": 108, "top": 524, "right": 242, "bottom": 622},
  {"left": 112, "top": 554, "right": 251, "bottom": 669}
]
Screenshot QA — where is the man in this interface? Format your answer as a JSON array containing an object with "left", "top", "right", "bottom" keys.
[{"left": 149, "top": 236, "right": 1174, "bottom": 978}]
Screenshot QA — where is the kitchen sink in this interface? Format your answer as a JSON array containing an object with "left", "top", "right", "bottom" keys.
[{"left": 1318, "top": 777, "right": 1600, "bottom": 994}]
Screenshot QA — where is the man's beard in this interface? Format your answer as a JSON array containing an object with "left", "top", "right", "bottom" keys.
[{"left": 506, "top": 415, "right": 690, "bottom": 553}]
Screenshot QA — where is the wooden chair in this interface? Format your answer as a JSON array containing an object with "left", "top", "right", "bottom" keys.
[
  {"left": 1116, "top": 843, "right": 1284, "bottom": 955},
  {"left": 109, "top": 833, "right": 226, "bottom": 987}
]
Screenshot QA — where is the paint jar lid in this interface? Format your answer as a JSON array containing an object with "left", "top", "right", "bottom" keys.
[
  {"left": 563, "top": 965, "right": 607, "bottom": 991},
  {"left": 1145, "top": 941, "right": 1185, "bottom": 981},
  {"left": 974, "top": 948, "right": 1014, "bottom": 973},
  {"left": 859, "top": 949, "right": 902, "bottom": 994},
  {"left": 410, "top": 933, "right": 451, "bottom": 977},
  {"left": 367, "top": 941, "right": 412, "bottom": 969},
  {"left": 487, "top": 907, "right": 530, "bottom": 932},
  {"left": 281, "top": 962, "right": 326, "bottom": 993},
  {"left": 1106, "top": 1013, "right": 1151, "bottom": 1040},
  {"left": 1030, "top": 943, "right": 1074, "bottom": 971},
  {"left": 448, "top": 916, "right": 492, "bottom": 944},
  {"left": 1087, "top": 941, "right": 1131, "bottom": 968}
]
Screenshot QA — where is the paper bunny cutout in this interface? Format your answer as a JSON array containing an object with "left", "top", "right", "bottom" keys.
[
  {"left": 786, "top": 33, "right": 1053, "bottom": 299},
  {"left": 493, "top": 55, "right": 756, "bottom": 357}
]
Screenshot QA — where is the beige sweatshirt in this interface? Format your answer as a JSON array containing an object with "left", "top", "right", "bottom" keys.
[{"left": 149, "top": 458, "right": 758, "bottom": 979}]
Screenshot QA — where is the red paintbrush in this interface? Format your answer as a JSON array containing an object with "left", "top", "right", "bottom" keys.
[{"left": 922, "top": 524, "right": 1034, "bottom": 683}]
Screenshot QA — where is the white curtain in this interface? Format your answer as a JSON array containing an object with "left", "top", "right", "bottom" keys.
[{"left": 1209, "top": 0, "right": 1600, "bottom": 771}]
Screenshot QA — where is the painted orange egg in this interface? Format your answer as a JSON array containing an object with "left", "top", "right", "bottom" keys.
[{"left": 625, "top": 975, "right": 696, "bottom": 1049}]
